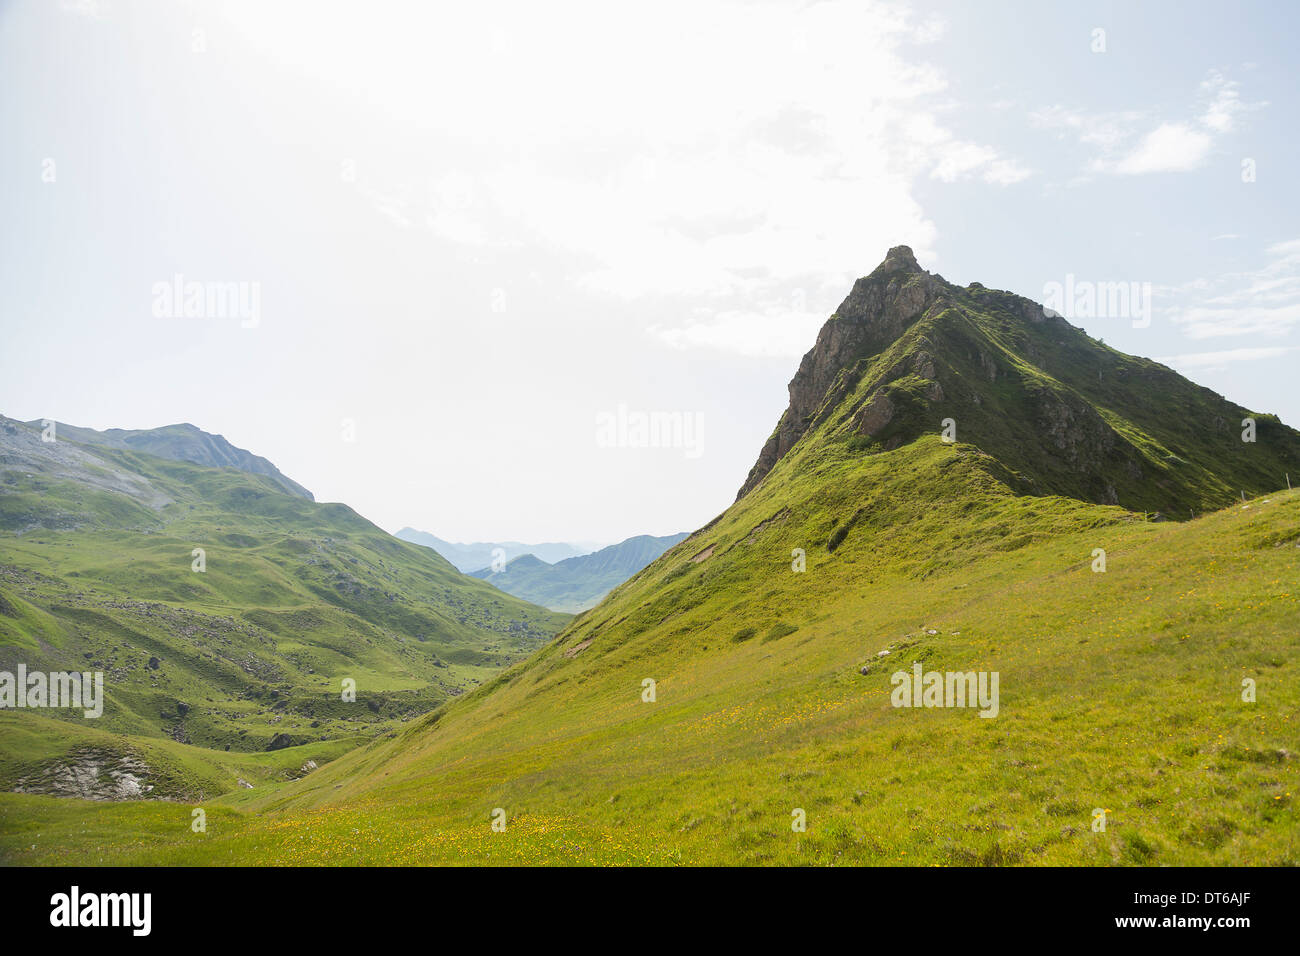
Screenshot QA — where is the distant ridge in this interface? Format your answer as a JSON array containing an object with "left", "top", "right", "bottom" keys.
[
  {"left": 24, "top": 419, "right": 314, "bottom": 500},
  {"left": 394, "top": 528, "right": 596, "bottom": 572},
  {"left": 471, "top": 532, "right": 690, "bottom": 611}
]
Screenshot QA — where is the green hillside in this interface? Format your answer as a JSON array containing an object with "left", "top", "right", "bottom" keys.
[
  {"left": 471, "top": 533, "right": 690, "bottom": 611},
  {"left": 0, "top": 416, "right": 568, "bottom": 801},
  {"left": 4, "top": 449, "right": 1294, "bottom": 865},
  {"left": 3, "top": 249, "right": 1297, "bottom": 866}
]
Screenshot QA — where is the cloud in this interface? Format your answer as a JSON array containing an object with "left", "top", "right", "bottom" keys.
[
  {"left": 216, "top": 0, "right": 1028, "bottom": 355},
  {"left": 1112, "top": 123, "right": 1213, "bottom": 175},
  {"left": 1032, "top": 70, "right": 1261, "bottom": 178},
  {"left": 1163, "top": 240, "right": 1300, "bottom": 338},
  {"left": 929, "top": 139, "right": 1032, "bottom": 185},
  {"left": 1199, "top": 70, "right": 1253, "bottom": 133},
  {"left": 911, "top": 12, "right": 947, "bottom": 44},
  {"left": 649, "top": 308, "right": 827, "bottom": 359},
  {"left": 59, "top": 0, "right": 108, "bottom": 17},
  {"left": 1029, "top": 105, "right": 1145, "bottom": 151},
  {"left": 901, "top": 113, "right": 1033, "bottom": 186},
  {"left": 1155, "top": 346, "right": 1298, "bottom": 372}
]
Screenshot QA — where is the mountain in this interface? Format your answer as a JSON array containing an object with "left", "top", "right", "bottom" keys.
[
  {"left": 5, "top": 249, "right": 1299, "bottom": 866},
  {"left": 26, "top": 420, "right": 314, "bottom": 501},
  {"left": 394, "top": 528, "right": 595, "bottom": 572},
  {"left": 737, "top": 245, "right": 1299, "bottom": 512},
  {"left": 0, "top": 415, "right": 567, "bottom": 800},
  {"left": 470, "top": 532, "right": 691, "bottom": 611}
]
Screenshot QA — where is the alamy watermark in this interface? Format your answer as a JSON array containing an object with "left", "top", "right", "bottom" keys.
[
  {"left": 50, "top": 886, "right": 150, "bottom": 936},
  {"left": 890, "top": 664, "right": 999, "bottom": 718},
  {"left": 152, "top": 274, "right": 261, "bottom": 328},
  {"left": 0, "top": 666, "right": 103, "bottom": 718},
  {"left": 595, "top": 404, "right": 703, "bottom": 459},
  {"left": 1042, "top": 274, "right": 1151, "bottom": 329}
]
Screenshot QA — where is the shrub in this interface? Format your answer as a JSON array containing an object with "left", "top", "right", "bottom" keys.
[{"left": 762, "top": 621, "right": 798, "bottom": 643}]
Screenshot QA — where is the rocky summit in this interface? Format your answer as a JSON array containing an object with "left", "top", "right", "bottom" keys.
[{"left": 738, "top": 247, "right": 1300, "bottom": 516}]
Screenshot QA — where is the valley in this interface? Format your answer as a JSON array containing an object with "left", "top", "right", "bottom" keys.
[{"left": 0, "top": 417, "right": 567, "bottom": 801}]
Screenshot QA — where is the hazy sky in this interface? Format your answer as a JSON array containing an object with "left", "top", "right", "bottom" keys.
[{"left": 2, "top": 0, "right": 1297, "bottom": 542}]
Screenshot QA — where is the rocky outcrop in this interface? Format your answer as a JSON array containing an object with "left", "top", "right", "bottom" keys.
[
  {"left": 1034, "top": 389, "right": 1118, "bottom": 469},
  {"left": 854, "top": 391, "right": 895, "bottom": 437},
  {"left": 14, "top": 749, "right": 154, "bottom": 801},
  {"left": 737, "top": 246, "right": 948, "bottom": 498}
]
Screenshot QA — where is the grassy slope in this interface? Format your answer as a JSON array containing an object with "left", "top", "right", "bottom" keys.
[
  {"left": 4, "top": 437, "right": 1295, "bottom": 865},
  {"left": 0, "top": 435, "right": 568, "bottom": 800}
]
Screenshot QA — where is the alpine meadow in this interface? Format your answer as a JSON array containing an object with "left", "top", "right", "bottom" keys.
[{"left": 3, "top": 246, "right": 1297, "bottom": 867}]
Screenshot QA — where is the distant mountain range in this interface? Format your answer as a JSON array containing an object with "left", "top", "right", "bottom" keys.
[
  {"left": 393, "top": 529, "right": 601, "bottom": 572},
  {"left": 25, "top": 419, "right": 314, "bottom": 500},
  {"left": 470, "top": 532, "right": 690, "bottom": 612}
]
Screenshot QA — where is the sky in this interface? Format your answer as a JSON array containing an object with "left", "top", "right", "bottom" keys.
[{"left": 2, "top": 0, "right": 1297, "bottom": 543}]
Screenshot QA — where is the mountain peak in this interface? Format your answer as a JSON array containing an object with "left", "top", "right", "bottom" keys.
[
  {"left": 737, "top": 258, "right": 1300, "bottom": 512},
  {"left": 735, "top": 250, "right": 949, "bottom": 498},
  {"left": 874, "top": 244, "right": 922, "bottom": 275}
]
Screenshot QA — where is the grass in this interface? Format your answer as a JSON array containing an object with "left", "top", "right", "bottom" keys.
[{"left": 4, "top": 439, "right": 1295, "bottom": 865}]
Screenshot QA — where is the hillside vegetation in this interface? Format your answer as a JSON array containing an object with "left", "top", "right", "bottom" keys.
[
  {"left": 3, "top": 451, "right": 1295, "bottom": 864},
  {"left": 0, "top": 417, "right": 567, "bottom": 801}
]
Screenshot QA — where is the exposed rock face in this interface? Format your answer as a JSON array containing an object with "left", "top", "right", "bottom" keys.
[
  {"left": 854, "top": 391, "right": 895, "bottom": 437},
  {"left": 14, "top": 749, "right": 153, "bottom": 801},
  {"left": 0, "top": 417, "right": 173, "bottom": 525},
  {"left": 737, "top": 246, "right": 947, "bottom": 498},
  {"left": 1034, "top": 390, "right": 1118, "bottom": 469},
  {"left": 911, "top": 350, "right": 937, "bottom": 380}
]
